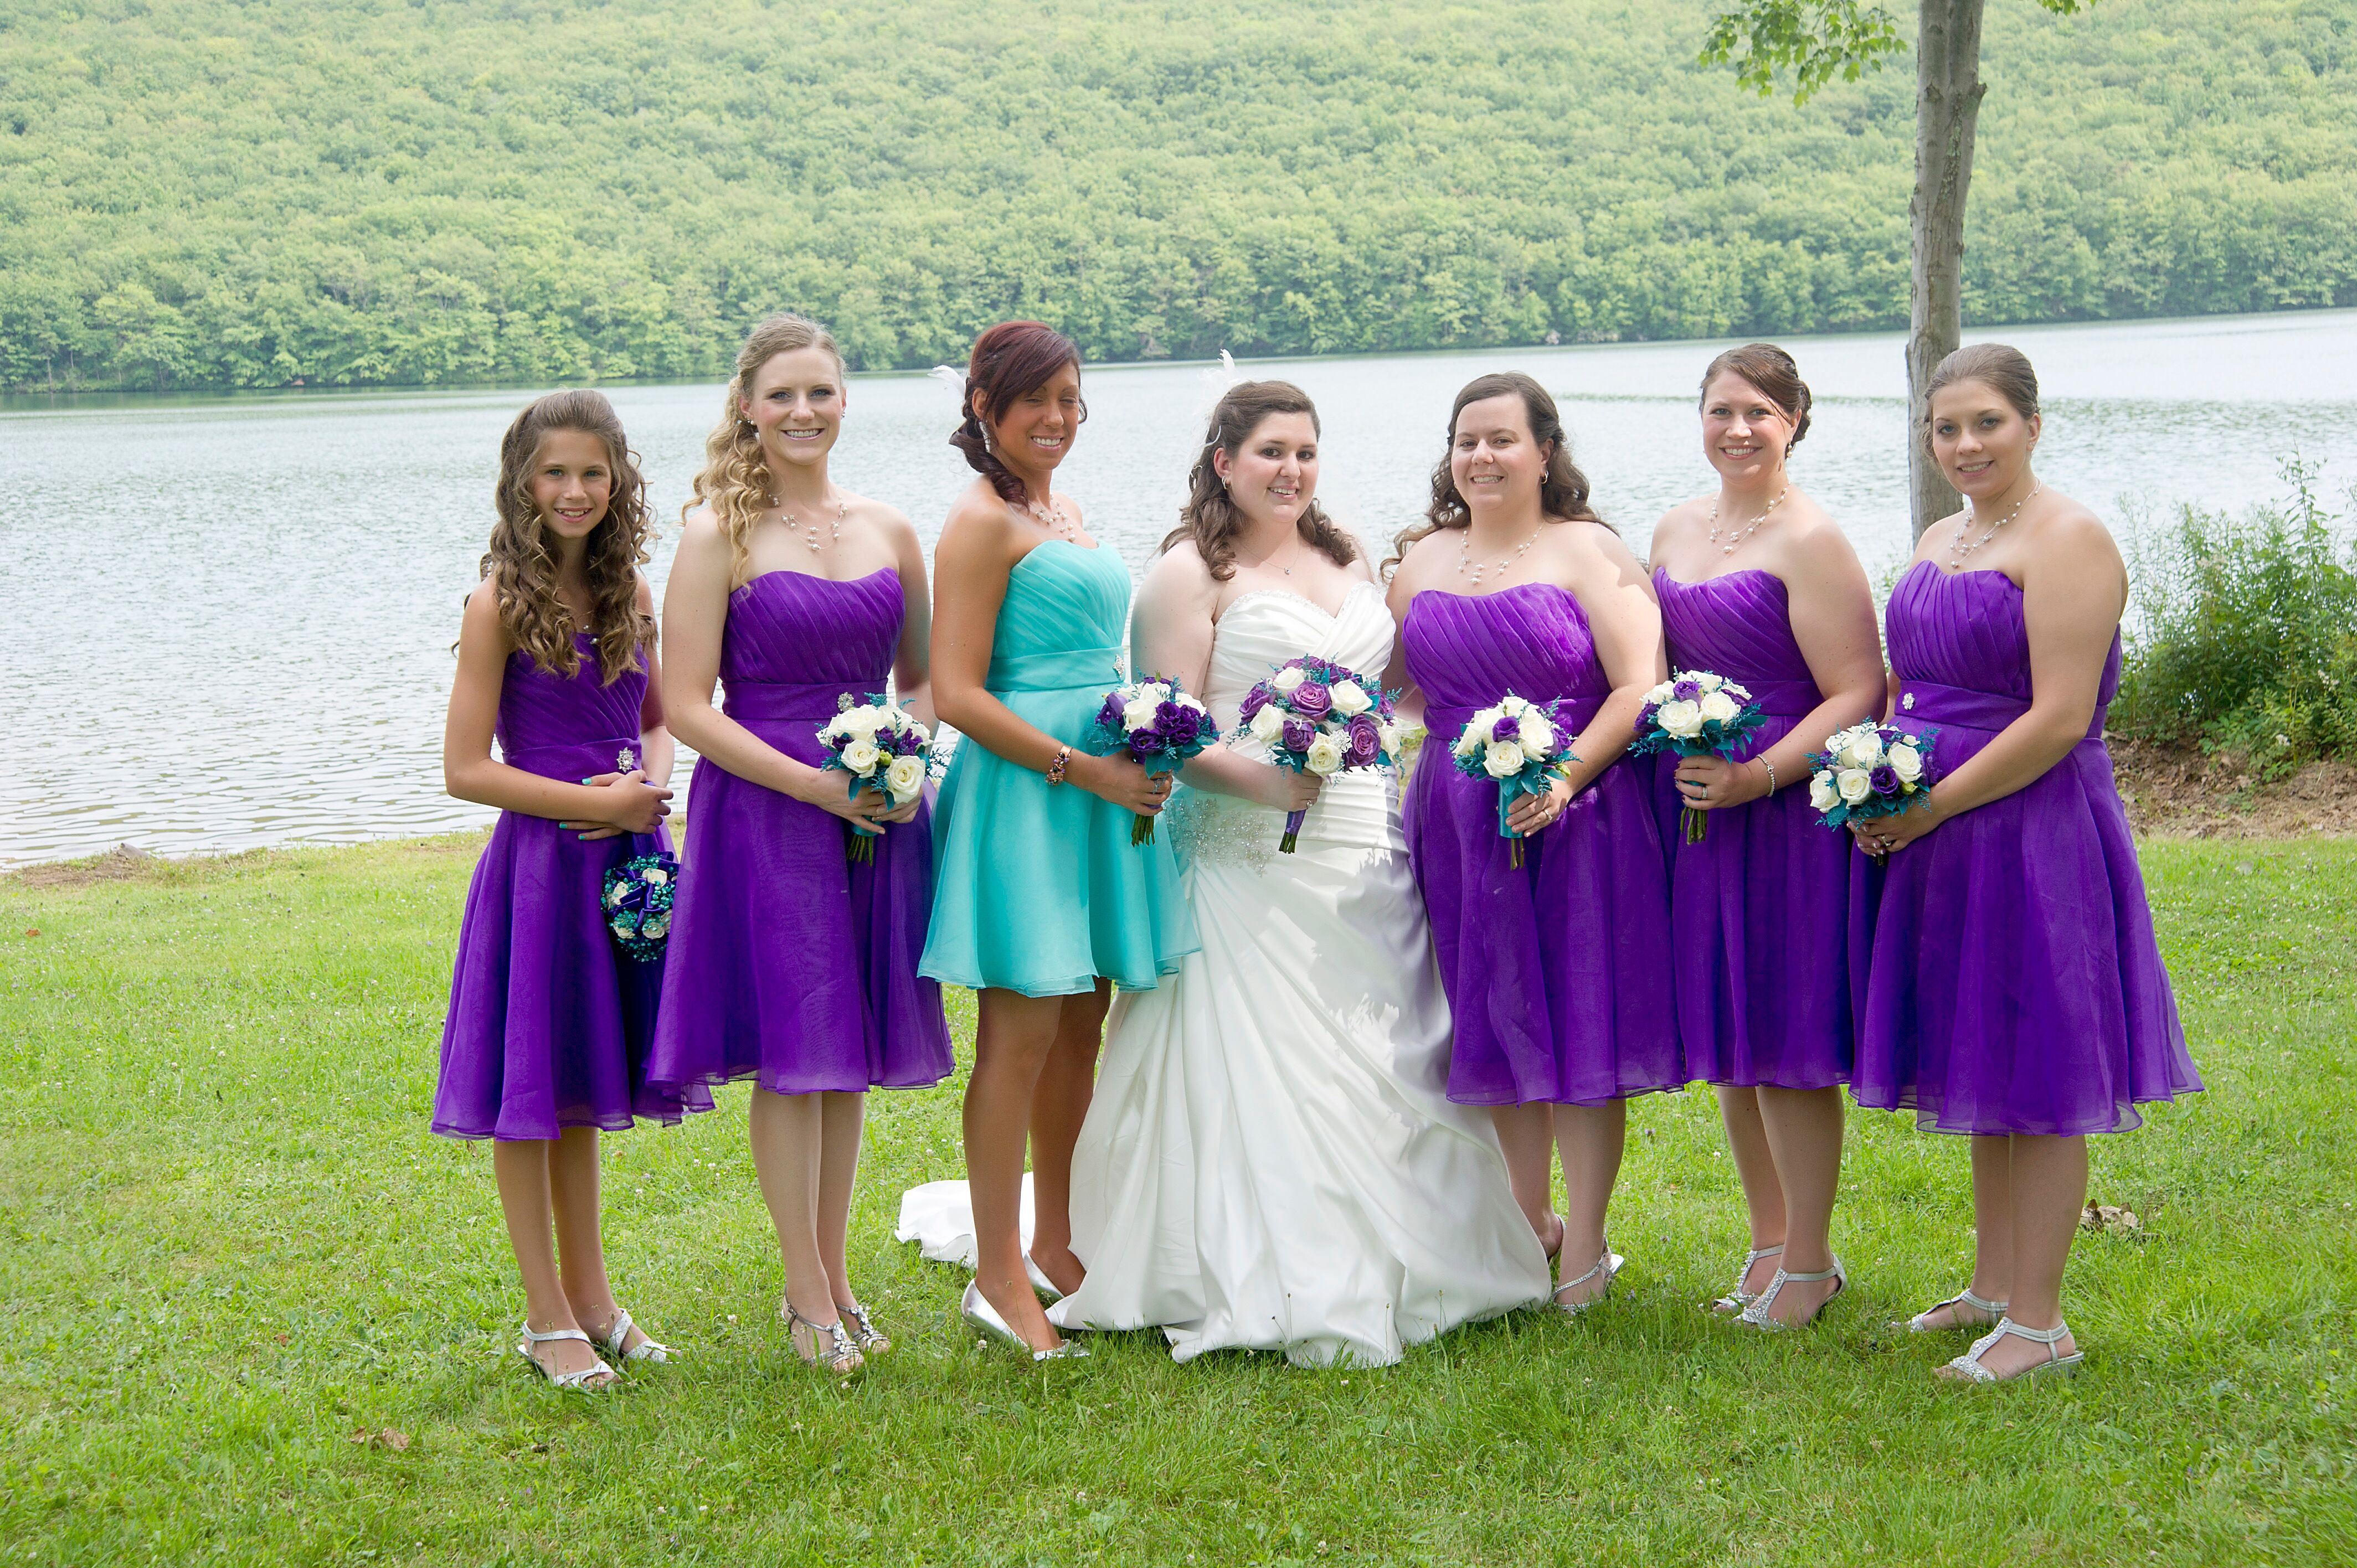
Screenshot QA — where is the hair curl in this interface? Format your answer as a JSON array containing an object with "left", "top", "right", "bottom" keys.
[
  {"left": 1161, "top": 380, "right": 1357, "bottom": 581},
  {"left": 950, "top": 321, "right": 1084, "bottom": 508},
  {"left": 1387, "top": 372, "right": 1604, "bottom": 571},
  {"left": 1700, "top": 343, "right": 1813, "bottom": 451},
  {"left": 482, "top": 389, "right": 654, "bottom": 684},
  {"left": 1921, "top": 342, "right": 2040, "bottom": 452},
  {"left": 684, "top": 313, "right": 847, "bottom": 590}
]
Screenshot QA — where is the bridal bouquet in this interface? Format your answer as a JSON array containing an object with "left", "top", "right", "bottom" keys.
[
  {"left": 1235, "top": 656, "right": 1403, "bottom": 852},
  {"left": 602, "top": 850, "right": 678, "bottom": 963},
  {"left": 817, "top": 694, "right": 936, "bottom": 862},
  {"left": 1806, "top": 720, "right": 1941, "bottom": 863},
  {"left": 1088, "top": 676, "right": 1220, "bottom": 844},
  {"left": 1629, "top": 669, "right": 1768, "bottom": 843},
  {"left": 1449, "top": 693, "right": 1578, "bottom": 868}
]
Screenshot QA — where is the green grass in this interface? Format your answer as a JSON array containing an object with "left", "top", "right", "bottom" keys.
[{"left": 2, "top": 835, "right": 2352, "bottom": 1566}]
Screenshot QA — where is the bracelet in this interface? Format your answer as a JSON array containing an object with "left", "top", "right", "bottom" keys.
[
  {"left": 1759, "top": 759, "right": 1778, "bottom": 797},
  {"left": 1045, "top": 745, "right": 1071, "bottom": 785}
]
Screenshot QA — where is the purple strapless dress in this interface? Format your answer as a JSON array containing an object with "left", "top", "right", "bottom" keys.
[
  {"left": 434, "top": 637, "right": 711, "bottom": 1140},
  {"left": 1402, "top": 584, "right": 1681, "bottom": 1106},
  {"left": 1655, "top": 569, "right": 1852, "bottom": 1088},
  {"left": 647, "top": 570, "right": 951, "bottom": 1096},
  {"left": 1851, "top": 564, "right": 2201, "bottom": 1134}
]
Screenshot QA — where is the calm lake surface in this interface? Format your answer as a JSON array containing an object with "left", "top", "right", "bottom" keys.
[{"left": 7, "top": 308, "right": 2355, "bottom": 868}]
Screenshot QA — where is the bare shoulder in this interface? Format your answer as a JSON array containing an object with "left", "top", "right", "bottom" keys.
[
  {"left": 676, "top": 504, "right": 727, "bottom": 550},
  {"left": 2032, "top": 498, "right": 2124, "bottom": 573},
  {"left": 1342, "top": 530, "right": 1380, "bottom": 583},
  {"left": 633, "top": 575, "right": 656, "bottom": 613},
  {"left": 1647, "top": 496, "right": 1713, "bottom": 551},
  {"left": 1137, "top": 538, "right": 1219, "bottom": 614},
  {"left": 1779, "top": 493, "right": 1865, "bottom": 570},
  {"left": 460, "top": 576, "right": 510, "bottom": 650},
  {"left": 1565, "top": 517, "right": 1648, "bottom": 579},
  {"left": 845, "top": 492, "right": 921, "bottom": 551},
  {"left": 936, "top": 483, "right": 1022, "bottom": 568}
]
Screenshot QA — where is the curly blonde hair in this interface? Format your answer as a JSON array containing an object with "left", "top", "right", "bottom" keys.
[
  {"left": 686, "top": 313, "right": 847, "bottom": 589},
  {"left": 483, "top": 389, "right": 654, "bottom": 684}
]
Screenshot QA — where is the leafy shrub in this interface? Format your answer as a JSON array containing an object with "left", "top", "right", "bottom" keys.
[{"left": 2114, "top": 463, "right": 2357, "bottom": 777}]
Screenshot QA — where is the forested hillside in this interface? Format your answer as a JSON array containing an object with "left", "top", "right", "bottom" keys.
[{"left": 1, "top": 0, "right": 2351, "bottom": 390}]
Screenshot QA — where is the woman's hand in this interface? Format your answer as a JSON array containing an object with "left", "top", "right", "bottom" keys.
[
  {"left": 1252, "top": 764, "right": 1324, "bottom": 814},
  {"left": 1674, "top": 754, "right": 1769, "bottom": 812},
  {"left": 1849, "top": 793, "right": 1942, "bottom": 856},
  {"left": 1504, "top": 775, "right": 1573, "bottom": 835},
  {"left": 793, "top": 772, "right": 907, "bottom": 834},
  {"left": 561, "top": 770, "right": 673, "bottom": 839},
  {"left": 1072, "top": 751, "right": 1175, "bottom": 816}
]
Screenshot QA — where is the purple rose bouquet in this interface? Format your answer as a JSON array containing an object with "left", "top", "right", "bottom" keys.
[
  {"left": 1805, "top": 720, "right": 1941, "bottom": 864},
  {"left": 1447, "top": 692, "right": 1579, "bottom": 868},
  {"left": 1087, "top": 676, "right": 1220, "bottom": 844},
  {"left": 1629, "top": 668, "right": 1768, "bottom": 843},
  {"left": 1234, "top": 656, "right": 1403, "bottom": 852},
  {"left": 817, "top": 693, "right": 937, "bottom": 862}
]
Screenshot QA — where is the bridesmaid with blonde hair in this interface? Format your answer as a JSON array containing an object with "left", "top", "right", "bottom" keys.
[{"left": 648, "top": 313, "right": 950, "bottom": 1378}]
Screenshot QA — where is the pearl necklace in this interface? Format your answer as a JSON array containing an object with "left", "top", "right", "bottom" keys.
[
  {"left": 765, "top": 493, "right": 848, "bottom": 554},
  {"left": 1948, "top": 483, "right": 2042, "bottom": 570},
  {"left": 1027, "top": 495, "right": 1079, "bottom": 541},
  {"left": 1707, "top": 487, "right": 1789, "bottom": 556},
  {"left": 1457, "top": 524, "right": 1540, "bottom": 589}
]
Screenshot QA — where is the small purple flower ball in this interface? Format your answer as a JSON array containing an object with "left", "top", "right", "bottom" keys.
[{"left": 1869, "top": 762, "right": 1901, "bottom": 796}]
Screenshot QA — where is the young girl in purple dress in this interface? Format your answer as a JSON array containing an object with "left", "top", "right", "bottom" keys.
[
  {"left": 1386, "top": 373, "right": 1678, "bottom": 1313},
  {"left": 1648, "top": 345, "right": 1885, "bottom": 1329},
  {"left": 436, "top": 390, "right": 706, "bottom": 1391},
  {"left": 647, "top": 314, "right": 950, "bottom": 1378},
  {"left": 1853, "top": 344, "right": 2202, "bottom": 1381}
]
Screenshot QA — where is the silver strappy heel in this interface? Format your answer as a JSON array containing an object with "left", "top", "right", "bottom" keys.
[
  {"left": 1896, "top": 1287, "right": 2008, "bottom": 1334},
  {"left": 781, "top": 1301, "right": 864, "bottom": 1376},
  {"left": 1712, "top": 1242, "right": 1783, "bottom": 1314},
  {"left": 1550, "top": 1247, "right": 1624, "bottom": 1314},
  {"left": 1735, "top": 1257, "right": 1846, "bottom": 1330},
  {"left": 840, "top": 1301, "right": 891, "bottom": 1356},
  {"left": 595, "top": 1306, "right": 673, "bottom": 1366},
  {"left": 515, "top": 1320, "right": 617, "bottom": 1391},
  {"left": 1938, "top": 1317, "right": 2084, "bottom": 1383}
]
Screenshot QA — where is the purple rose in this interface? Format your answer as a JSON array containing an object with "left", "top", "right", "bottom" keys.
[
  {"left": 1869, "top": 763, "right": 1900, "bottom": 795},
  {"left": 1238, "top": 687, "right": 1268, "bottom": 723},
  {"left": 1345, "top": 713, "right": 1383, "bottom": 767},
  {"left": 1290, "top": 682, "right": 1334, "bottom": 720},
  {"left": 1280, "top": 716, "right": 1315, "bottom": 755}
]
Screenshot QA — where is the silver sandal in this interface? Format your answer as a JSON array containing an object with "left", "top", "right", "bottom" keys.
[
  {"left": 516, "top": 1320, "right": 617, "bottom": 1391},
  {"left": 595, "top": 1306, "right": 673, "bottom": 1366},
  {"left": 1735, "top": 1257, "right": 1846, "bottom": 1330},
  {"left": 1895, "top": 1286, "right": 2008, "bottom": 1334},
  {"left": 1550, "top": 1247, "right": 1624, "bottom": 1314},
  {"left": 1711, "top": 1242, "right": 1783, "bottom": 1314},
  {"left": 1937, "top": 1317, "right": 2084, "bottom": 1383},
  {"left": 840, "top": 1301, "right": 891, "bottom": 1357}
]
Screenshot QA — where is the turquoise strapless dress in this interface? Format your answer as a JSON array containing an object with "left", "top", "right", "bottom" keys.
[{"left": 920, "top": 540, "right": 1200, "bottom": 996}]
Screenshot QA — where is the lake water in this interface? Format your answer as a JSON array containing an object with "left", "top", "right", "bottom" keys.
[{"left": 7, "top": 308, "right": 2355, "bottom": 868}]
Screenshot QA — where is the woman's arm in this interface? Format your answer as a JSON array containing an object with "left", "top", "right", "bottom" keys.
[
  {"left": 1537, "top": 527, "right": 1668, "bottom": 818},
  {"left": 442, "top": 581, "right": 670, "bottom": 833},
  {"left": 932, "top": 498, "right": 1168, "bottom": 816},
  {"left": 634, "top": 579, "right": 675, "bottom": 790},
  {"left": 1130, "top": 545, "right": 1318, "bottom": 811},
  {"left": 886, "top": 508, "right": 936, "bottom": 731},
  {"left": 1865, "top": 510, "right": 2123, "bottom": 851},
  {"left": 657, "top": 512, "right": 886, "bottom": 829}
]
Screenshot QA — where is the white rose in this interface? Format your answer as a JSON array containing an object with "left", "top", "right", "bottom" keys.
[
  {"left": 1516, "top": 711, "right": 1555, "bottom": 754},
  {"left": 1888, "top": 742, "right": 1924, "bottom": 783},
  {"left": 1723, "top": 681, "right": 1752, "bottom": 703},
  {"left": 1248, "top": 704, "right": 1287, "bottom": 743},
  {"left": 1483, "top": 739, "right": 1527, "bottom": 778},
  {"left": 1843, "top": 730, "right": 1884, "bottom": 769},
  {"left": 1378, "top": 721, "right": 1402, "bottom": 756},
  {"left": 1809, "top": 772, "right": 1840, "bottom": 813},
  {"left": 1644, "top": 681, "right": 1676, "bottom": 706},
  {"left": 1694, "top": 671, "right": 1724, "bottom": 693},
  {"left": 839, "top": 706, "right": 884, "bottom": 737},
  {"left": 1836, "top": 767, "right": 1872, "bottom": 804},
  {"left": 1331, "top": 680, "right": 1372, "bottom": 717},
  {"left": 1656, "top": 699, "right": 1704, "bottom": 739},
  {"left": 1144, "top": 682, "right": 1172, "bottom": 704},
  {"left": 841, "top": 738, "right": 881, "bottom": 774},
  {"left": 1500, "top": 694, "right": 1527, "bottom": 716},
  {"left": 820, "top": 715, "right": 851, "bottom": 742},
  {"left": 1273, "top": 667, "right": 1305, "bottom": 694},
  {"left": 1699, "top": 690, "right": 1740, "bottom": 725},
  {"left": 884, "top": 755, "right": 928, "bottom": 801},
  {"left": 1177, "top": 693, "right": 1205, "bottom": 713},
  {"left": 1121, "top": 697, "right": 1159, "bottom": 731},
  {"left": 1305, "top": 733, "right": 1347, "bottom": 775}
]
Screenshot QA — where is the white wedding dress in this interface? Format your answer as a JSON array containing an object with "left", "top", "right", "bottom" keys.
[{"left": 900, "top": 582, "right": 1547, "bottom": 1367}]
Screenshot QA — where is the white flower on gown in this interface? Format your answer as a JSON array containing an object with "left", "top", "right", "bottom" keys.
[{"left": 892, "top": 582, "right": 1547, "bottom": 1366}]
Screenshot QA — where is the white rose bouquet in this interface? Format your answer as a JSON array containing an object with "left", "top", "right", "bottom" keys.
[
  {"left": 816, "top": 692, "right": 938, "bottom": 862},
  {"left": 1630, "top": 668, "right": 1768, "bottom": 843},
  {"left": 1805, "top": 720, "right": 1942, "bottom": 863},
  {"left": 1448, "top": 692, "right": 1579, "bottom": 868},
  {"left": 1233, "top": 655, "right": 1404, "bottom": 852},
  {"left": 1087, "top": 675, "right": 1220, "bottom": 845}
]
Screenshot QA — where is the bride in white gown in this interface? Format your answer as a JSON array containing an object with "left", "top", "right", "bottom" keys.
[{"left": 1032, "top": 380, "right": 1546, "bottom": 1365}]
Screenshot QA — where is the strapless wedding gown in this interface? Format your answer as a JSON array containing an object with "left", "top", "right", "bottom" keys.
[{"left": 1040, "top": 583, "right": 1548, "bottom": 1365}]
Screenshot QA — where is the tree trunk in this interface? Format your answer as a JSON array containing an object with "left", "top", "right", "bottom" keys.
[{"left": 1906, "top": 0, "right": 1988, "bottom": 538}]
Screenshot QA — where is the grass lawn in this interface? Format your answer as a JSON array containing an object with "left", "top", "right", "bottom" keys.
[{"left": 2, "top": 834, "right": 2353, "bottom": 1566}]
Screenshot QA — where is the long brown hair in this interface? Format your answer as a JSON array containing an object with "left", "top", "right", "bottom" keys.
[
  {"left": 1921, "top": 342, "right": 2040, "bottom": 452},
  {"left": 482, "top": 389, "right": 654, "bottom": 684},
  {"left": 950, "top": 321, "right": 1084, "bottom": 507},
  {"left": 1700, "top": 343, "right": 1813, "bottom": 451},
  {"left": 1162, "top": 380, "right": 1357, "bottom": 581},
  {"left": 685, "top": 313, "right": 846, "bottom": 590},
  {"left": 1388, "top": 372, "right": 1604, "bottom": 570}
]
